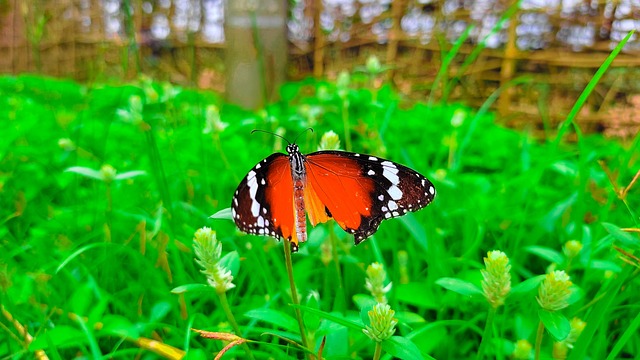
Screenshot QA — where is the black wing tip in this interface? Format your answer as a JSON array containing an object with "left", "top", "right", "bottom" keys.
[{"left": 354, "top": 235, "right": 368, "bottom": 245}]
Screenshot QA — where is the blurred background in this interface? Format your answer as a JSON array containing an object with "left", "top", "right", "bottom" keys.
[
  {"left": 2, "top": 2, "right": 640, "bottom": 359},
  {"left": 1, "top": 0, "right": 640, "bottom": 136}
]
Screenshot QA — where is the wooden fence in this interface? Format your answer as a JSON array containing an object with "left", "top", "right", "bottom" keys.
[{"left": 1, "top": 0, "right": 639, "bottom": 137}]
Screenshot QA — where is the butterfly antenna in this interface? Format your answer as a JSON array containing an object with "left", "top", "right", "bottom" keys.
[
  {"left": 251, "top": 129, "right": 291, "bottom": 145},
  {"left": 292, "top": 127, "right": 314, "bottom": 144}
]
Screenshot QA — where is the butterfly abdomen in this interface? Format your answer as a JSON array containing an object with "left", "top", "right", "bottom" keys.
[{"left": 289, "top": 144, "right": 308, "bottom": 251}]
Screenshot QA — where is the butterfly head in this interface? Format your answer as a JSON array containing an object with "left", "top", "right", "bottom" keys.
[
  {"left": 286, "top": 144, "right": 299, "bottom": 155},
  {"left": 286, "top": 144, "right": 306, "bottom": 176}
]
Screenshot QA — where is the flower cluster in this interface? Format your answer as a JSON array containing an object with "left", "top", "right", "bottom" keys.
[
  {"left": 481, "top": 250, "right": 512, "bottom": 308},
  {"left": 537, "top": 270, "right": 572, "bottom": 312},
  {"left": 363, "top": 303, "right": 397, "bottom": 342},
  {"left": 193, "top": 227, "right": 235, "bottom": 294},
  {"left": 365, "top": 262, "right": 392, "bottom": 304}
]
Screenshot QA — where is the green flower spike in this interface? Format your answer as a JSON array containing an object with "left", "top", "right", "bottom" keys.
[
  {"left": 512, "top": 339, "right": 533, "bottom": 359},
  {"left": 365, "top": 262, "right": 392, "bottom": 304},
  {"left": 565, "top": 317, "right": 586, "bottom": 346},
  {"left": 318, "top": 131, "right": 341, "bottom": 151},
  {"left": 563, "top": 240, "right": 583, "bottom": 259},
  {"left": 537, "top": 270, "right": 572, "bottom": 312},
  {"left": 481, "top": 250, "right": 511, "bottom": 308},
  {"left": 100, "top": 164, "right": 117, "bottom": 184},
  {"left": 363, "top": 303, "right": 397, "bottom": 342},
  {"left": 193, "top": 227, "right": 235, "bottom": 294}
]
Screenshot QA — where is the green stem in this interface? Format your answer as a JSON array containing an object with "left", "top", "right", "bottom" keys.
[
  {"left": 284, "top": 239, "right": 312, "bottom": 359},
  {"left": 342, "top": 99, "right": 352, "bottom": 152},
  {"left": 373, "top": 341, "right": 383, "bottom": 360},
  {"left": 218, "top": 291, "right": 255, "bottom": 360},
  {"left": 329, "top": 225, "right": 345, "bottom": 313},
  {"left": 534, "top": 320, "right": 545, "bottom": 360},
  {"left": 476, "top": 307, "right": 497, "bottom": 360}
]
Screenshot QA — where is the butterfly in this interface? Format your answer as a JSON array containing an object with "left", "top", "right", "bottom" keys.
[{"left": 231, "top": 134, "right": 436, "bottom": 252}]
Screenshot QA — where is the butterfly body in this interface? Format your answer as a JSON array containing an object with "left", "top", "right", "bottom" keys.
[{"left": 231, "top": 143, "right": 436, "bottom": 252}]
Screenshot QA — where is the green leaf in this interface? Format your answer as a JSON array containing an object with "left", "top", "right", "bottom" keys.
[
  {"left": 567, "top": 285, "right": 584, "bottom": 306},
  {"left": 70, "top": 284, "right": 93, "bottom": 315},
  {"left": 511, "top": 275, "right": 546, "bottom": 295},
  {"left": 381, "top": 336, "right": 425, "bottom": 360},
  {"left": 290, "top": 304, "right": 364, "bottom": 331},
  {"left": 538, "top": 310, "right": 570, "bottom": 341},
  {"left": 602, "top": 222, "right": 639, "bottom": 248},
  {"left": 352, "top": 294, "right": 376, "bottom": 310},
  {"left": 100, "top": 315, "right": 140, "bottom": 339},
  {"left": 435, "top": 277, "right": 483, "bottom": 296},
  {"left": 210, "top": 207, "right": 233, "bottom": 220},
  {"left": 396, "top": 283, "right": 439, "bottom": 309},
  {"left": 606, "top": 310, "right": 640, "bottom": 360},
  {"left": 56, "top": 242, "right": 115, "bottom": 274},
  {"left": 244, "top": 308, "right": 298, "bottom": 332},
  {"left": 360, "top": 303, "right": 373, "bottom": 327},
  {"left": 114, "top": 170, "right": 146, "bottom": 180},
  {"left": 220, "top": 251, "right": 240, "bottom": 276},
  {"left": 29, "top": 326, "right": 85, "bottom": 350},
  {"left": 149, "top": 301, "right": 172, "bottom": 323},
  {"left": 396, "top": 311, "right": 426, "bottom": 325},
  {"left": 170, "top": 283, "right": 212, "bottom": 294},
  {"left": 588, "top": 260, "right": 622, "bottom": 273},
  {"left": 64, "top": 166, "right": 103, "bottom": 181},
  {"left": 304, "top": 292, "right": 321, "bottom": 332},
  {"left": 524, "top": 246, "right": 564, "bottom": 264},
  {"left": 554, "top": 30, "right": 635, "bottom": 144}
]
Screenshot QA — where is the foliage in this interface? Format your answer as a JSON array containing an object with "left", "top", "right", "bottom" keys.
[{"left": 0, "top": 71, "right": 639, "bottom": 360}]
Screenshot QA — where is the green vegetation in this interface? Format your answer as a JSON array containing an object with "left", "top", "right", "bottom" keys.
[{"left": 0, "top": 68, "right": 639, "bottom": 360}]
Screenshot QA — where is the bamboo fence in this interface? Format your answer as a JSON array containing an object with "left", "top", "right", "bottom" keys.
[{"left": 1, "top": 0, "right": 639, "bottom": 137}]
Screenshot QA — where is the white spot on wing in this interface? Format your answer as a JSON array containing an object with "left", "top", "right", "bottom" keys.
[
  {"left": 257, "top": 216, "right": 265, "bottom": 228},
  {"left": 388, "top": 200, "right": 398, "bottom": 211},
  {"left": 385, "top": 212, "right": 392, "bottom": 219},
  {"left": 388, "top": 185, "right": 402, "bottom": 200},
  {"left": 429, "top": 186, "right": 435, "bottom": 195},
  {"left": 378, "top": 194, "right": 384, "bottom": 201},
  {"left": 369, "top": 156, "right": 378, "bottom": 161},
  {"left": 368, "top": 169, "right": 375, "bottom": 176},
  {"left": 383, "top": 166, "right": 399, "bottom": 185},
  {"left": 246, "top": 171, "right": 261, "bottom": 217}
]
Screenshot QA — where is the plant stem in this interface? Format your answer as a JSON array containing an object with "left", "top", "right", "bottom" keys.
[
  {"left": 284, "top": 239, "right": 312, "bottom": 359},
  {"left": 373, "top": 342, "right": 383, "bottom": 360},
  {"left": 476, "top": 307, "right": 497, "bottom": 360},
  {"left": 329, "top": 225, "right": 345, "bottom": 313},
  {"left": 534, "top": 320, "right": 545, "bottom": 360},
  {"left": 217, "top": 291, "right": 255, "bottom": 360},
  {"left": 341, "top": 99, "right": 352, "bottom": 152}
]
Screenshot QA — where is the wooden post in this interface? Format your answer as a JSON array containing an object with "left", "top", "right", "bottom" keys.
[{"left": 225, "top": 0, "right": 288, "bottom": 109}]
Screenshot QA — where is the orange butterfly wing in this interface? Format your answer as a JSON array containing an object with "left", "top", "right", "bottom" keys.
[
  {"left": 231, "top": 153, "right": 299, "bottom": 244},
  {"left": 304, "top": 151, "right": 435, "bottom": 244}
]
